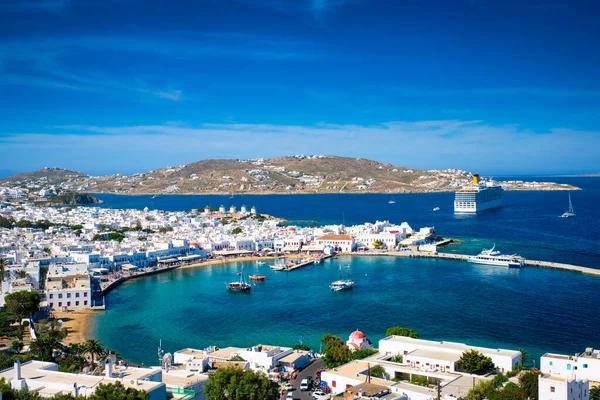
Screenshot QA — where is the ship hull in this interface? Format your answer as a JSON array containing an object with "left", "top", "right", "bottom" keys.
[
  {"left": 454, "top": 198, "right": 503, "bottom": 213},
  {"left": 467, "top": 257, "right": 522, "bottom": 268}
]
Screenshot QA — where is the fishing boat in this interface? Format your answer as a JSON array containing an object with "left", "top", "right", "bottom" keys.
[
  {"left": 226, "top": 265, "right": 252, "bottom": 291},
  {"left": 388, "top": 195, "right": 396, "bottom": 204},
  {"left": 433, "top": 207, "right": 440, "bottom": 211},
  {"left": 314, "top": 257, "right": 323, "bottom": 264},
  {"left": 560, "top": 193, "right": 576, "bottom": 218},
  {"left": 467, "top": 244, "right": 525, "bottom": 268},
  {"left": 249, "top": 275, "right": 266, "bottom": 281},
  {"left": 330, "top": 265, "right": 356, "bottom": 291}
]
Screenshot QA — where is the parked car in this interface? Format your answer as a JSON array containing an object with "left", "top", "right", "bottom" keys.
[
  {"left": 299, "top": 378, "right": 310, "bottom": 391},
  {"left": 286, "top": 391, "right": 295, "bottom": 400},
  {"left": 281, "top": 383, "right": 294, "bottom": 391},
  {"left": 312, "top": 391, "right": 326, "bottom": 399}
]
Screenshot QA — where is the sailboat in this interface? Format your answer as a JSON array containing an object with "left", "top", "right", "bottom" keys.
[
  {"left": 330, "top": 265, "right": 356, "bottom": 291},
  {"left": 226, "top": 265, "right": 252, "bottom": 292},
  {"left": 388, "top": 195, "right": 396, "bottom": 204},
  {"left": 560, "top": 193, "right": 576, "bottom": 218}
]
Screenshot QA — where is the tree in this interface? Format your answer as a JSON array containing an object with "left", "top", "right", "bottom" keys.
[
  {"left": 204, "top": 366, "right": 279, "bottom": 400},
  {"left": 30, "top": 320, "right": 68, "bottom": 361},
  {"left": 321, "top": 334, "right": 351, "bottom": 368},
  {"left": 0, "top": 377, "right": 41, "bottom": 400},
  {"left": 590, "top": 386, "right": 600, "bottom": 400},
  {"left": 15, "top": 220, "right": 33, "bottom": 228},
  {"left": 385, "top": 326, "right": 420, "bottom": 338},
  {"left": 496, "top": 382, "right": 526, "bottom": 400},
  {"left": 84, "top": 339, "right": 105, "bottom": 367},
  {"left": 372, "top": 240, "right": 385, "bottom": 249},
  {"left": 4, "top": 291, "right": 40, "bottom": 321},
  {"left": 89, "top": 381, "right": 149, "bottom": 400},
  {"left": 230, "top": 227, "right": 242, "bottom": 235},
  {"left": 369, "top": 365, "right": 388, "bottom": 379},
  {"left": 11, "top": 341, "right": 24, "bottom": 353},
  {"left": 518, "top": 370, "right": 541, "bottom": 400},
  {"left": 349, "top": 349, "right": 378, "bottom": 361},
  {"left": 230, "top": 354, "right": 245, "bottom": 362},
  {"left": 517, "top": 348, "right": 530, "bottom": 367},
  {"left": 0, "top": 257, "right": 8, "bottom": 284},
  {"left": 466, "top": 379, "right": 498, "bottom": 400},
  {"left": 292, "top": 344, "right": 310, "bottom": 351},
  {"left": 456, "top": 350, "right": 495, "bottom": 375}
]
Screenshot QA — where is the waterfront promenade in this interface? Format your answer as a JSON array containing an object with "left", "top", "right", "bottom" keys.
[{"left": 96, "top": 250, "right": 600, "bottom": 298}]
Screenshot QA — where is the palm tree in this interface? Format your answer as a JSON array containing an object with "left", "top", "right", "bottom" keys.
[
  {"left": 103, "top": 348, "right": 122, "bottom": 361},
  {"left": 84, "top": 339, "right": 105, "bottom": 366},
  {"left": 590, "top": 386, "right": 600, "bottom": 400}
]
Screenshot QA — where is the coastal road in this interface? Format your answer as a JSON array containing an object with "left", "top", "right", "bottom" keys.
[{"left": 287, "top": 358, "right": 325, "bottom": 400}]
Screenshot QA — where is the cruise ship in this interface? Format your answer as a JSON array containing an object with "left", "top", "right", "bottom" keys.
[{"left": 454, "top": 174, "right": 503, "bottom": 213}]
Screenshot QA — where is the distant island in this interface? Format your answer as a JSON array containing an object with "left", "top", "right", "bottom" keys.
[{"left": 0, "top": 156, "right": 579, "bottom": 196}]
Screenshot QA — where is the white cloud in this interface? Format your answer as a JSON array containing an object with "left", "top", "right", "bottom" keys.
[{"left": 2, "top": 120, "right": 598, "bottom": 175}]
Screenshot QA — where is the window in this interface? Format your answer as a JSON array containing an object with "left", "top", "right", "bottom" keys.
[
  {"left": 67, "top": 293, "right": 71, "bottom": 298},
  {"left": 332, "top": 380, "right": 336, "bottom": 388},
  {"left": 76, "top": 301, "right": 79, "bottom": 306},
  {"left": 583, "top": 364, "right": 588, "bottom": 368},
  {"left": 76, "top": 293, "right": 80, "bottom": 298},
  {"left": 49, "top": 293, "right": 54, "bottom": 299},
  {"left": 84, "top": 301, "right": 88, "bottom": 306},
  {"left": 567, "top": 364, "right": 572, "bottom": 370},
  {"left": 84, "top": 292, "right": 88, "bottom": 297},
  {"left": 58, "top": 293, "right": 63, "bottom": 299},
  {"left": 58, "top": 302, "right": 62, "bottom": 307},
  {"left": 550, "top": 387, "right": 555, "bottom": 393},
  {"left": 549, "top": 361, "right": 553, "bottom": 366},
  {"left": 67, "top": 302, "right": 71, "bottom": 306},
  {"left": 49, "top": 303, "right": 53, "bottom": 308}
]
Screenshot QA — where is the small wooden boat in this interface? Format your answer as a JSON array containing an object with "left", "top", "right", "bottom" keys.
[{"left": 249, "top": 275, "right": 266, "bottom": 281}]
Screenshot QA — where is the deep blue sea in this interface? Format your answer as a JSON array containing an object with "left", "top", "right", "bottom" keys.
[{"left": 90, "top": 177, "right": 600, "bottom": 366}]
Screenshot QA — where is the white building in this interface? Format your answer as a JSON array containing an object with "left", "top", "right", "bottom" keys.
[
  {"left": 0, "top": 359, "right": 166, "bottom": 400},
  {"left": 541, "top": 349, "right": 600, "bottom": 382},
  {"left": 315, "top": 234, "right": 355, "bottom": 253},
  {"left": 539, "top": 374, "right": 589, "bottom": 400},
  {"left": 45, "top": 264, "right": 93, "bottom": 310},
  {"left": 379, "top": 336, "right": 521, "bottom": 373},
  {"left": 236, "top": 345, "right": 295, "bottom": 370}
]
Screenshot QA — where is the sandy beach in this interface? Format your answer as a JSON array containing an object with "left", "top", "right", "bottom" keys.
[{"left": 53, "top": 309, "right": 96, "bottom": 344}]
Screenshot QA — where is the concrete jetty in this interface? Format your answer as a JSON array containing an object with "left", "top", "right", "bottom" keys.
[{"left": 345, "top": 251, "right": 600, "bottom": 277}]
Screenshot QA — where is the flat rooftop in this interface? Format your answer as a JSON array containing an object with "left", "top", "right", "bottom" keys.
[
  {"left": 407, "top": 348, "right": 460, "bottom": 363},
  {"left": 383, "top": 336, "right": 521, "bottom": 358},
  {"left": 0, "top": 361, "right": 164, "bottom": 395},
  {"left": 208, "top": 347, "right": 243, "bottom": 360}
]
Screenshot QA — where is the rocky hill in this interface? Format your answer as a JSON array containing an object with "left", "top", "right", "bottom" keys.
[{"left": 0, "top": 156, "right": 579, "bottom": 195}]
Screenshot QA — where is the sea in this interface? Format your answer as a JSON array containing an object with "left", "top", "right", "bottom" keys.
[{"left": 89, "top": 176, "right": 600, "bottom": 366}]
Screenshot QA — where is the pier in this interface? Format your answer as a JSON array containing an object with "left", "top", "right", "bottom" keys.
[{"left": 345, "top": 251, "right": 600, "bottom": 277}]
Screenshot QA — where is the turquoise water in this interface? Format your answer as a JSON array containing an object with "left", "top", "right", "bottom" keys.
[
  {"left": 90, "top": 177, "right": 600, "bottom": 366},
  {"left": 91, "top": 255, "right": 600, "bottom": 366}
]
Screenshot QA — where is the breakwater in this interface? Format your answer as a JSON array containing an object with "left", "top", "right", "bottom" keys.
[{"left": 345, "top": 251, "right": 600, "bottom": 277}]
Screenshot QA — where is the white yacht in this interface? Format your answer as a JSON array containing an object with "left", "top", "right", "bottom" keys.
[
  {"left": 454, "top": 174, "right": 503, "bottom": 213},
  {"left": 560, "top": 193, "right": 576, "bottom": 218},
  {"left": 330, "top": 265, "right": 355, "bottom": 291},
  {"left": 467, "top": 245, "right": 525, "bottom": 268}
]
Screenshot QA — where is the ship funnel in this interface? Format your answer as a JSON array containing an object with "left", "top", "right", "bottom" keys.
[{"left": 472, "top": 174, "right": 480, "bottom": 185}]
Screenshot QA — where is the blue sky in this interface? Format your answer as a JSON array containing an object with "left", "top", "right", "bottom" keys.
[{"left": 1, "top": 0, "right": 599, "bottom": 176}]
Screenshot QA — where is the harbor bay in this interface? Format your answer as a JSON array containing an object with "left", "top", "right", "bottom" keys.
[{"left": 91, "top": 254, "right": 600, "bottom": 367}]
